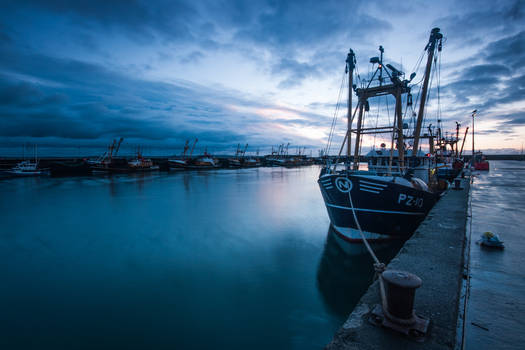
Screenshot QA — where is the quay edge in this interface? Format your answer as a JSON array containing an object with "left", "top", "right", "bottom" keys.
[{"left": 326, "top": 176, "right": 471, "bottom": 350}]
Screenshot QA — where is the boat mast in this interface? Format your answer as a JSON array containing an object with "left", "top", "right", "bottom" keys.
[
  {"left": 395, "top": 87, "right": 404, "bottom": 170},
  {"left": 459, "top": 127, "right": 469, "bottom": 157},
  {"left": 346, "top": 49, "right": 356, "bottom": 167},
  {"left": 455, "top": 122, "right": 460, "bottom": 157},
  {"left": 411, "top": 27, "right": 443, "bottom": 160},
  {"left": 471, "top": 109, "right": 477, "bottom": 161}
]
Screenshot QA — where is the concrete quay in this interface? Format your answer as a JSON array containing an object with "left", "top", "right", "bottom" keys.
[{"left": 326, "top": 176, "right": 471, "bottom": 350}]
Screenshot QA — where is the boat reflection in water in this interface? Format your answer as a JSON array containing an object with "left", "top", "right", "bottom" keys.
[{"left": 317, "top": 227, "right": 404, "bottom": 317}]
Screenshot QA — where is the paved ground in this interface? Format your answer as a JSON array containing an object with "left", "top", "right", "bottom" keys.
[{"left": 326, "top": 177, "right": 470, "bottom": 350}]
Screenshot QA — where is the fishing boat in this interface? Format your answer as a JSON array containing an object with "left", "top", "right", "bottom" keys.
[
  {"left": 168, "top": 139, "right": 196, "bottom": 170},
  {"left": 226, "top": 144, "right": 246, "bottom": 168},
  {"left": 318, "top": 28, "right": 444, "bottom": 243},
  {"left": 433, "top": 121, "right": 467, "bottom": 181},
  {"left": 242, "top": 157, "right": 261, "bottom": 167},
  {"left": 266, "top": 143, "right": 296, "bottom": 167},
  {"left": 89, "top": 138, "right": 130, "bottom": 173},
  {"left": 473, "top": 152, "right": 489, "bottom": 171},
  {"left": 128, "top": 147, "right": 159, "bottom": 171},
  {"left": 189, "top": 148, "right": 219, "bottom": 169}
]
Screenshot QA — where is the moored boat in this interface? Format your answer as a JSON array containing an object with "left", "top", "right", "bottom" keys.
[
  {"left": 168, "top": 139, "right": 196, "bottom": 170},
  {"left": 128, "top": 148, "right": 159, "bottom": 171},
  {"left": 318, "top": 28, "right": 444, "bottom": 244},
  {"left": 6, "top": 145, "right": 45, "bottom": 176},
  {"left": 88, "top": 138, "right": 130, "bottom": 173},
  {"left": 7, "top": 160, "right": 44, "bottom": 176}
]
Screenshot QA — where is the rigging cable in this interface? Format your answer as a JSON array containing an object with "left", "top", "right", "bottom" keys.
[{"left": 325, "top": 69, "right": 347, "bottom": 156}]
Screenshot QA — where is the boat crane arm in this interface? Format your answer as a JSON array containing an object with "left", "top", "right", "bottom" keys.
[
  {"left": 459, "top": 127, "right": 469, "bottom": 157},
  {"left": 190, "top": 138, "right": 198, "bottom": 157},
  {"left": 114, "top": 137, "right": 124, "bottom": 156}
]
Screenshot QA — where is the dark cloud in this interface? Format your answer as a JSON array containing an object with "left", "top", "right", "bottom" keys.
[
  {"left": 498, "top": 111, "right": 525, "bottom": 127},
  {"left": 458, "top": 64, "right": 511, "bottom": 79},
  {"left": 440, "top": 29, "right": 525, "bottom": 132},
  {"left": 0, "top": 79, "right": 68, "bottom": 107},
  {"left": 231, "top": 0, "right": 390, "bottom": 49},
  {"left": 0, "top": 49, "right": 327, "bottom": 148},
  {"left": 435, "top": 1, "right": 525, "bottom": 46},
  {"left": 272, "top": 58, "right": 323, "bottom": 88},
  {"left": 8, "top": 0, "right": 199, "bottom": 43},
  {"left": 484, "top": 30, "right": 525, "bottom": 69}
]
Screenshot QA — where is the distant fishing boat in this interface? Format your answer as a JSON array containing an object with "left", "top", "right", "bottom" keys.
[
  {"left": 239, "top": 145, "right": 261, "bottom": 167},
  {"left": 472, "top": 152, "right": 489, "bottom": 171},
  {"left": 89, "top": 138, "right": 130, "bottom": 173},
  {"left": 128, "top": 147, "right": 159, "bottom": 171},
  {"left": 435, "top": 121, "right": 467, "bottom": 181},
  {"left": 318, "top": 28, "right": 444, "bottom": 243},
  {"left": 168, "top": 139, "right": 196, "bottom": 170},
  {"left": 226, "top": 144, "right": 246, "bottom": 168},
  {"left": 189, "top": 148, "right": 219, "bottom": 169},
  {"left": 242, "top": 148, "right": 262, "bottom": 167},
  {"left": 242, "top": 157, "right": 261, "bottom": 167}
]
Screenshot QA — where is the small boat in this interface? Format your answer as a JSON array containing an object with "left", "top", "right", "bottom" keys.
[
  {"left": 7, "top": 160, "right": 44, "bottom": 176},
  {"left": 478, "top": 231, "right": 504, "bottom": 249},
  {"left": 7, "top": 145, "right": 45, "bottom": 176}
]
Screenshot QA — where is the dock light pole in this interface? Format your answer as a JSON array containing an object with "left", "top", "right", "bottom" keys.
[{"left": 471, "top": 109, "right": 477, "bottom": 165}]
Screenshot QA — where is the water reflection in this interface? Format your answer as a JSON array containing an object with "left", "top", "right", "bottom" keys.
[
  {"left": 0, "top": 165, "right": 377, "bottom": 349},
  {"left": 317, "top": 227, "right": 405, "bottom": 317}
]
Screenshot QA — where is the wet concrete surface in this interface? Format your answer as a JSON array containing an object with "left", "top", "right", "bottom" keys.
[{"left": 465, "top": 161, "right": 525, "bottom": 350}]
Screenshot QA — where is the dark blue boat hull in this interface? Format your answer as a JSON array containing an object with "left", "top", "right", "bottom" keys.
[{"left": 318, "top": 173, "right": 439, "bottom": 240}]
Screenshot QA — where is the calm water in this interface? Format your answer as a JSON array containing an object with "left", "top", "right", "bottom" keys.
[
  {"left": 466, "top": 161, "right": 525, "bottom": 349},
  {"left": 0, "top": 166, "right": 388, "bottom": 349}
]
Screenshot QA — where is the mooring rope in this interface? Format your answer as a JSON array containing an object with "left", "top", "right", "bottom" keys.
[{"left": 346, "top": 178, "right": 417, "bottom": 325}]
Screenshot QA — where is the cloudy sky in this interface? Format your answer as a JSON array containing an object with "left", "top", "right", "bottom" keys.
[{"left": 0, "top": 0, "right": 524, "bottom": 155}]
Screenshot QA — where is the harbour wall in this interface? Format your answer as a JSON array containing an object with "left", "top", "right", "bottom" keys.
[{"left": 326, "top": 176, "right": 471, "bottom": 350}]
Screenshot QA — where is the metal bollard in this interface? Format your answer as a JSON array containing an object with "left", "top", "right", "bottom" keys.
[
  {"left": 369, "top": 270, "right": 430, "bottom": 340},
  {"left": 382, "top": 270, "right": 422, "bottom": 322}
]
